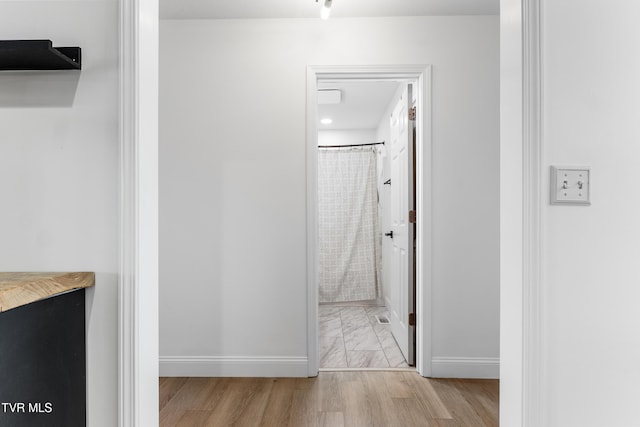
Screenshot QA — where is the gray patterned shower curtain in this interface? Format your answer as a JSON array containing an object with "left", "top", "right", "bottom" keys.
[{"left": 318, "top": 147, "right": 381, "bottom": 303}]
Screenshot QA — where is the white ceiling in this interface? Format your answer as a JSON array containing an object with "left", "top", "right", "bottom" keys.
[
  {"left": 317, "top": 81, "right": 401, "bottom": 131},
  {"left": 161, "top": 0, "right": 499, "bottom": 20}
]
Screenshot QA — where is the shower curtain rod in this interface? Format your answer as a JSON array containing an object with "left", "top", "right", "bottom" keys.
[{"left": 318, "top": 141, "right": 385, "bottom": 149}]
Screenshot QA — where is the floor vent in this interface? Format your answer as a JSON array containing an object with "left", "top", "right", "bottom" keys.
[{"left": 375, "top": 314, "right": 390, "bottom": 324}]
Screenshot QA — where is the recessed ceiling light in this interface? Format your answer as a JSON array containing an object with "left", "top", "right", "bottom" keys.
[{"left": 320, "top": 118, "right": 333, "bottom": 125}]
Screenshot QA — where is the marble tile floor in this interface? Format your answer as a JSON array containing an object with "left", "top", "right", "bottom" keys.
[{"left": 319, "top": 304, "right": 411, "bottom": 369}]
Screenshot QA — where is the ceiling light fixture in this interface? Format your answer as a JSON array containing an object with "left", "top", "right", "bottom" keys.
[
  {"left": 317, "top": 0, "right": 332, "bottom": 20},
  {"left": 320, "top": 118, "right": 333, "bottom": 125}
]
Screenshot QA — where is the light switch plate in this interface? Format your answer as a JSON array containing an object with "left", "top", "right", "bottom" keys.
[{"left": 550, "top": 166, "right": 591, "bottom": 205}]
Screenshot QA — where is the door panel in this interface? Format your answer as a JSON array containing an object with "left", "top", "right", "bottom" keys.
[{"left": 388, "top": 84, "right": 415, "bottom": 365}]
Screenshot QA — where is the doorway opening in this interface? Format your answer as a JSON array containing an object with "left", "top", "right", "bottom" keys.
[{"left": 306, "top": 66, "right": 432, "bottom": 377}]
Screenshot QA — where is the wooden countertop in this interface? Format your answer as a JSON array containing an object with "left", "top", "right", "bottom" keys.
[{"left": 0, "top": 272, "right": 95, "bottom": 313}]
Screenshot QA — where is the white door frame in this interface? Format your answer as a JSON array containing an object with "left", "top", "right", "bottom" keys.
[
  {"left": 119, "top": 0, "right": 159, "bottom": 425},
  {"left": 122, "top": 2, "right": 541, "bottom": 425},
  {"left": 305, "top": 65, "right": 432, "bottom": 376},
  {"left": 501, "top": 0, "right": 542, "bottom": 425}
]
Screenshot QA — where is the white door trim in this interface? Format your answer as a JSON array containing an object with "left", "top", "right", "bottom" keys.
[
  {"left": 500, "top": 0, "right": 542, "bottom": 425},
  {"left": 522, "top": 0, "right": 543, "bottom": 425},
  {"left": 119, "top": 0, "right": 159, "bottom": 425},
  {"left": 306, "top": 65, "right": 432, "bottom": 376}
]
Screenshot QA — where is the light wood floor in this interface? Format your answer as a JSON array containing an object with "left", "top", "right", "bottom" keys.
[{"left": 160, "top": 372, "right": 499, "bottom": 426}]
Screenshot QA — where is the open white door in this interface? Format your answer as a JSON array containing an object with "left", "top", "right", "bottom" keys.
[{"left": 388, "top": 84, "right": 415, "bottom": 365}]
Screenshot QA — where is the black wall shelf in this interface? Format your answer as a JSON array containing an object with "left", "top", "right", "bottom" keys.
[{"left": 0, "top": 40, "right": 81, "bottom": 70}]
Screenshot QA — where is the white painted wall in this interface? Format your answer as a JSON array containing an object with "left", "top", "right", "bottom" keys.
[
  {"left": 540, "top": 1, "right": 640, "bottom": 425},
  {"left": 0, "top": 2, "right": 119, "bottom": 426},
  {"left": 317, "top": 129, "right": 377, "bottom": 146},
  {"left": 159, "top": 16, "right": 499, "bottom": 377}
]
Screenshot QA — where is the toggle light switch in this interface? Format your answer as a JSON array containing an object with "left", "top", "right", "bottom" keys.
[{"left": 550, "top": 166, "right": 591, "bottom": 205}]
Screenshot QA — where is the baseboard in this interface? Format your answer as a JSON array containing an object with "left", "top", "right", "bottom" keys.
[
  {"left": 159, "top": 355, "right": 497, "bottom": 379},
  {"left": 159, "top": 356, "right": 309, "bottom": 377},
  {"left": 431, "top": 357, "right": 499, "bottom": 379}
]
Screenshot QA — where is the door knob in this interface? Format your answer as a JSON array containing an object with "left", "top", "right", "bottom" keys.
[{"left": 385, "top": 231, "right": 394, "bottom": 238}]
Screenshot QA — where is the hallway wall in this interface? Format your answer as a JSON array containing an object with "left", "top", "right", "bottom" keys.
[
  {"left": 159, "top": 16, "right": 499, "bottom": 377},
  {"left": 540, "top": 0, "right": 640, "bottom": 425},
  {"left": 0, "top": 2, "right": 119, "bottom": 425}
]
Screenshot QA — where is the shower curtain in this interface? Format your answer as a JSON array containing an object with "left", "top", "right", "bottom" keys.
[{"left": 318, "top": 147, "right": 381, "bottom": 303}]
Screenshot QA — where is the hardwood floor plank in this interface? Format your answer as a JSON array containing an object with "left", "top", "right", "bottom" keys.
[
  {"left": 430, "top": 419, "right": 463, "bottom": 427},
  {"left": 288, "top": 380, "right": 322, "bottom": 427},
  {"left": 158, "top": 372, "right": 499, "bottom": 427},
  {"left": 316, "top": 372, "right": 346, "bottom": 413},
  {"left": 451, "top": 379, "right": 499, "bottom": 427},
  {"left": 339, "top": 371, "right": 376, "bottom": 427},
  {"left": 159, "top": 377, "right": 188, "bottom": 411},
  {"left": 260, "top": 378, "right": 296, "bottom": 426},
  {"left": 392, "top": 397, "right": 441, "bottom": 427},
  {"left": 231, "top": 378, "right": 275, "bottom": 427},
  {"left": 202, "top": 378, "right": 272, "bottom": 426},
  {"left": 195, "top": 377, "right": 230, "bottom": 410},
  {"left": 160, "top": 378, "right": 222, "bottom": 427},
  {"left": 378, "top": 371, "right": 414, "bottom": 399},
  {"left": 361, "top": 372, "right": 404, "bottom": 427},
  {"left": 429, "top": 378, "right": 498, "bottom": 427},
  {"left": 175, "top": 410, "right": 213, "bottom": 427},
  {"left": 402, "top": 372, "right": 453, "bottom": 419},
  {"left": 318, "top": 411, "right": 345, "bottom": 427}
]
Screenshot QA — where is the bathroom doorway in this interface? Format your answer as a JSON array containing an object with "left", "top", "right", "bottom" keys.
[{"left": 306, "top": 66, "right": 432, "bottom": 375}]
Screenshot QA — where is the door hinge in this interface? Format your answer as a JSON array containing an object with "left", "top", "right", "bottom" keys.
[
  {"left": 409, "top": 210, "right": 416, "bottom": 223},
  {"left": 409, "top": 313, "right": 415, "bottom": 326},
  {"left": 409, "top": 106, "right": 416, "bottom": 120}
]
